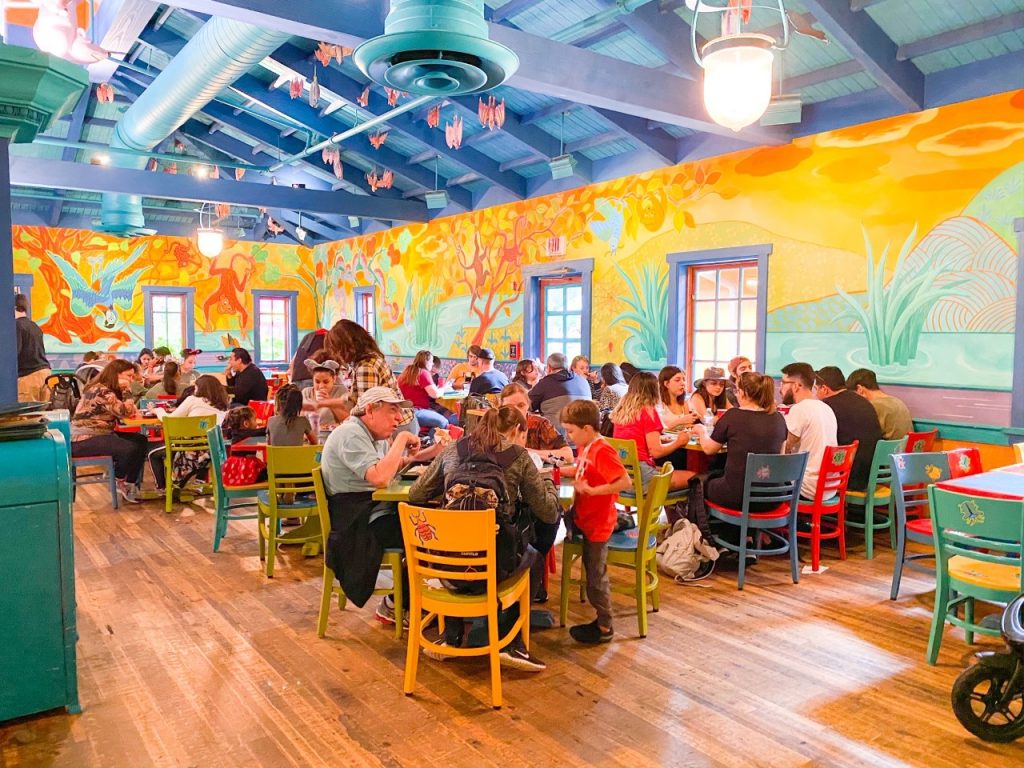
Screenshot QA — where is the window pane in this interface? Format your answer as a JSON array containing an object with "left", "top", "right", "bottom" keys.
[
  {"left": 546, "top": 286, "right": 563, "bottom": 312},
  {"left": 694, "top": 332, "right": 715, "bottom": 361},
  {"left": 694, "top": 302, "right": 715, "bottom": 330},
  {"left": 565, "top": 342, "right": 581, "bottom": 360},
  {"left": 695, "top": 271, "right": 716, "bottom": 299},
  {"left": 742, "top": 268, "right": 758, "bottom": 298},
  {"left": 546, "top": 315, "right": 564, "bottom": 340},
  {"left": 718, "top": 269, "right": 739, "bottom": 299},
  {"left": 717, "top": 331, "right": 738, "bottom": 361},
  {"left": 565, "top": 314, "right": 582, "bottom": 339},
  {"left": 716, "top": 300, "right": 738, "bottom": 330},
  {"left": 153, "top": 295, "right": 166, "bottom": 312},
  {"left": 740, "top": 332, "right": 757, "bottom": 361},
  {"left": 740, "top": 299, "right": 757, "bottom": 330},
  {"left": 565, "top": 286, "right": 582, "bottom": 312}
]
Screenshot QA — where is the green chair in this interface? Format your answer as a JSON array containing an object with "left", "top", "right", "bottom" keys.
[
  {"left": 845, "top": 437, "right": 906, "bottom": 560},
  {"left": 606, "top": 437, "right": 688, "bottom": 512},
  {"left": 926, "top": 486, "right": 1024, "bottom": 665},
  {"left": 257, "top": 445, "right": 321, "bottom": 578},
  {"left": 312, "top": 468, "right": 404, "bottom": 640},
  {"left": 160, "top": 415, "right": 217, "bottom": 513},
  {"left": 559, "top": 463, "right": 672, "bottom": 637},
  {"left": 207, "top": 426, "right": 267, "bottom": 553}
]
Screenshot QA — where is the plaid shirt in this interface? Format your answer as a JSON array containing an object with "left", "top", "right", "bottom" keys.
[
  {"left": 350, "top": 355, "right": 413, "bottom": 426},
  {"left": 526, "top": 413, "right": 567, "bottom": 452}
]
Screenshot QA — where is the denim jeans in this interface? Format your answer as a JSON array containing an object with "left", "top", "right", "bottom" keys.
[{"left": 414, "top": 408, "right": 449, "bottom": 437}]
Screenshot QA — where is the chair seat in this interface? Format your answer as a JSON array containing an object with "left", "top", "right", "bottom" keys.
[
  {"left": 906, "top": 518, "right": 932, "bottom": 536},
  {"left": 72, "top": 454, "right": 113, "bottom": 463},
  {"left": 949, "top": 556, "right": 1021, "bottom": 592},
  {"left": 618, "top": 489, "right": 637, "bottom": 500},
  {"left": 422, "top": 572, "right": 528, "bottom": 607},
  {"left": 706, "top": 500, "right": 789, "bottom": 519},
  {"left": 256, "top": 490, "right": 318, "bottom": 508},
  {"left": 846, "top": 486, "right": 891, "bottom": 500},
  {"left": 608, "top": 528, "right": 657, "bottom": 551},
  {"left": 224, "top": 481, "right": 269, "bottom": 493},
  {"left": 798, "top": 494, "right": 842, "bottom": 512}
]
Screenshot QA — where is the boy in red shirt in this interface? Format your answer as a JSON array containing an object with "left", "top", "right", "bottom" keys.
[{"left": 561, "top": 400, "right": 632, "bottom": 644}]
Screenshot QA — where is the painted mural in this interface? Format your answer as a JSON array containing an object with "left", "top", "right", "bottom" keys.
[
  {"left": 316, "top": 89, "right": 1023, "bottom": 390},
  {"left": 13, "top": 226, "right": 319, "bottom": 356}
]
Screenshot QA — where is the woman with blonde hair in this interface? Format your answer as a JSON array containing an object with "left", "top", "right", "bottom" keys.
[{"left": 610, "top": 372, "right": 693, "bottom": 490}]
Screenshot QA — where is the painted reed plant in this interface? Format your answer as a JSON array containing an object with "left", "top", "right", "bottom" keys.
[
  {"left": 411, "top": 280, "right": 443, "bottom": 348},
  {"left": 612, "top": 260, "right": 668, "bottom": 362},
  {"left": 835, "top": 225, "right": 969, "bottom": 366}
]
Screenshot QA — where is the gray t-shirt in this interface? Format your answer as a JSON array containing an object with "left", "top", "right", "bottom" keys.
[
  {"left": 267, "top": 414, "right": 312, "bottom": 446},
  {"left": 321, "top": 416, "right": 388, "bottom": 494}
]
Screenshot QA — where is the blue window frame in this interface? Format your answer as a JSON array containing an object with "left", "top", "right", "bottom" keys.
[
  {"left": 141, "top": 286, "right": 195, "bottom": 353},
  {"left": 13, "top": 274, "right": 33, "bottom": 316},
  {"left": 353, "top": 286, "right": 377, "bottom": 337},
  {"left": 522, "top": 258, "right": 594, "bottom": 361},
  {"left": 666, "top": 245, "right": 770, "bottom": 374},
  {"left": 253, "top": 290, "right": 298, "bottom": 366}
]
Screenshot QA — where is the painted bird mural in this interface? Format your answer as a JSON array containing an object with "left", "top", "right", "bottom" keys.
[
  {"left": 47, "top": 244, "right": 150, "bottom": 330},
  {"left": 588, "top": 198, "right": 625, "bottom": 256}
]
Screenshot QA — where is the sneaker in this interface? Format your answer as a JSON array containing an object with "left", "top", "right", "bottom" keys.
[
  {"left": 117, "top": 482, "right": 140, "bottom": 504},
  {"left": 423, "top": 639, "right": 451, "bottom": 661},
  {"left": 569, "top": 620, "right": 614, "bottom": 645},
  {"left": 498, "top": 640, "right": 546, "bottom": 672},
  {"left": 374, "top": 596, "right": 409, "bottom": 629},
  {"left": 532, "top": 587, "right": 549, "bottom": 604}
]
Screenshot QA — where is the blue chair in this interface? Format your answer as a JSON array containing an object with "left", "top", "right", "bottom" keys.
[
  {"left": 207, "top": 426, "right": 267, "bottom": 552},
  {"left": 706, "top": 452, "right": 808, "bottom": 590},
  {"left": 845, "top": 437, "right": 906, "bottom": 559},
  {"left": 926, "top": 486, "right": 1024, "bottom": 665},
  {"left": 888, "top": 451, "right": 950, "bottom": 600}
]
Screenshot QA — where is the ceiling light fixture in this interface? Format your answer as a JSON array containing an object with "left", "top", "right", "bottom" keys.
[
  {"left": 548, "top": 111, "right": 576, "bottom": 181},
  {"left": 689, "top": 0, "right": 790, "bottom": 132},
  {"left": 195, "top": 203, "right": 224, "bottom": 258},
  {"left": 193, "top": 164, "right": 210, "bottom": 179},
  {"left": 32, "top": 0, "right": 76, "bottom": 58},
  {"left": 93, "top": 153, "right": 110, "bottom": 165},
  {"left": 424, "top": 155, "right": 449, "bottom": 210},
  {"left": 295, "top": 213, "right": 308, "bottom": 242}
]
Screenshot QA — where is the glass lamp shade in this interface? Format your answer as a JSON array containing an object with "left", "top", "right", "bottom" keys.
[
  {"left": 33, "top": 9, "right": 77, "bottom": 58},
  {"left": 701, "top": 34, "right": 774, "bottom": 132},
  {"left": 196, "top": 227, "right": 224, "bottom": 258}
]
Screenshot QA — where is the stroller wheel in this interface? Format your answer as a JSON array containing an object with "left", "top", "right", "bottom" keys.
[{"left": 951, "top": 663, "right": 1024, "bottom": 742}]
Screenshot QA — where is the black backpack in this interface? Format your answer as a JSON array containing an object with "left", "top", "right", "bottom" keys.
[
  {"left": 441, "top": 439, "right": 536, "bottom": 589},
  {"left": 49, "top": 374, "right": 80, "bottom": 414}
]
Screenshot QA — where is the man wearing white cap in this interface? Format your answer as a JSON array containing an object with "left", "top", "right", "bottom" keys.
[{"left": 321, "top": 387, "right": 444, "bottom": 626}]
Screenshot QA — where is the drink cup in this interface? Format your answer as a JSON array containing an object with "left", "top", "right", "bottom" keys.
[
  {"left": 308, "top": 411, "right": 320, "bottom": 438},
  {"left": 551, "top": 464, "right": 561, "bottom": 485}
]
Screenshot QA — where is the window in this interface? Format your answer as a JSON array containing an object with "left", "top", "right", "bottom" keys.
[
  {"left": 666, "top": 245, "right": 770, "bottom": 375},
  {"left": 142, "top": 287, "right": 195, "bottom": 352},
  {"left": 687, "top": 261, "right": 759, "bottom": 374},
  {"left": 13, "top": 274, "right": 32, "bottom": 315},
  {"left": 354, "top": 287, "right": 376, "bottom": 336},
  {"left": 253, "top": 290, "right": 298, "bottom": 366},
  {"left": 540, "top": 277, "right": 583, "bottom": 361}
]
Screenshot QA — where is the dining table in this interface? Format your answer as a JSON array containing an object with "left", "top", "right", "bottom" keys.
[
  {"left": 373, "top": 473, "right": 576, "bottom": 508},
  {"left": 935, "top": 462, "right": 1024, "bottom": 501}
]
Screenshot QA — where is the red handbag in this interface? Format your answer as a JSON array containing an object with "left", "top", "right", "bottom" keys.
[{"left": 222, "top": 455, "right": 267, "bottom": 486}]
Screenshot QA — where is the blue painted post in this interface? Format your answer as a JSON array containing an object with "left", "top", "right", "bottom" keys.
[{"left": 0, "top": 137, "right": 17, "bottom": 404}]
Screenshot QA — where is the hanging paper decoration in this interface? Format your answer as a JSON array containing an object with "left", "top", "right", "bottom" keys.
[
  {"left": 445, "top": 114, "right": 463, "bottom": 150},
  {"left": 165, "top": 163, "right": 178, "bottom": 175},
  {"left": 216, "top": 203, "right": 230, "bottom": 219},
  {"left": 322, "top": 147, "right": 339, "bottom": 165},
  {"left": 357, "top": 87, "right": 370, "bottom": 107},
  {"left": 96, "top": 82, "right": 115, "bottom": 104},
  {"left": 258, "top": 207, "right": 267, "bottom": 216},
  {"left": 727, "top": 0, "right": 753, "bottom": 23},
  {"left": 235, "top": 167, "right": 246, "bottom": 181},
  {"left": 309, "top": 69, "right": 321, "bottom": 109},
  {"left": 332, "top": 154, "right": 344, "bottom": 180},
  {"left": 369, "top": 131, "right": 388, "bottom": 150},
  {"left": 478, "top": 96, "right": 505, "bottom": 131},
  {"left": 267, "top": 216, "right": 284, "bottom": 235},
  {"left": 384, "top": 87, "right": 401, "bottom": 106},
  {"left": 314, "top": 42, "right": 332, "bottom": 67},
  {"left": 426, "top": 105, "right": 440, "bottom": 129},
  {"left": 366, "top": 169, "right": 394, "bottom": 192},
  {"left": 209, "top": 166, "right": 220, "bottom": 180},
  {"left": 147, "top": 158, "right": 158, "bottom": 172},
  {"left": 289, "top": 77, "right": 304, "bottom": 99}
]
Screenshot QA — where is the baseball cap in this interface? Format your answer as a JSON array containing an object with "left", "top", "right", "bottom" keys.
[
  {"left": 351, "top": 386, "right": 412, "bottom": 416},
  {"left": 181, "top": 348, "right": 203, "bottom": 357},
  {"left": 477, "top": 347, "right": 495, "bottom": 361},
  {"left": 814, "top": 366, "right": 846, "bottom": 391}
]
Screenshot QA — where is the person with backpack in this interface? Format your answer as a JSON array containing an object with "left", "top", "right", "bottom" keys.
[
  {"left": 560, "top": 400, "right": 632, "bottom": 645},
  {"left": 407, "top": 406, "right": 560, "bottom": 672}
]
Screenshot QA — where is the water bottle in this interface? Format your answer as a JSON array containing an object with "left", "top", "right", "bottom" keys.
[{"left": 703, "top": 409, "right": 714, "bottom": 430}]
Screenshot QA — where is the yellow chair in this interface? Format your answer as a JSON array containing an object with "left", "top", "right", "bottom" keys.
[
  {"left": 559, "top": 463, "right": 672, "bottom": 637},
  {"left": 1014, "top": 442, "right": 1024, "bottom": 463},
  {"left": 312, "top": 468, "right": 403, "bottom": 639},
  {"left": 160, "top": 415, "right": 218, "bottom": 513},
  {"left": 257, "top": 445, "right": 321, "bottom": 578},
  {"left": 398, "top": 502, "right": 531, "bottom": 710},
  {"left": 606, "top": 437, "right": 688, "bottom": 511}
]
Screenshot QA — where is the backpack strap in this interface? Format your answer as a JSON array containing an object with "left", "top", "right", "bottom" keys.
[{"left": 494, "top": 445, "right": 522, "bottom": 471}]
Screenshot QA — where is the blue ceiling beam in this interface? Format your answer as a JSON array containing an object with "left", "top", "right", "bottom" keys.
[
  {"left": 269, "top": 44, "right": 524, "bottom": 199},
  {"left": 49, "top": 90, "right": 92, "bottom": 225},
  {"left": 850, "top": 0, "right": 885, "bottom": 10},
  {"left": 521, "top": 101, "right": 579, "bottom": 128},
  {"left": 571, "top": 21, "right": 626, "bottom": 51},
  {"left": 591, "top": 108, "right": 678, "bottom": 165},
  {"left": 10, "top": 156, "right": 430, "bottom": 221},
  {"left": 784, "top": 59, "right": 863, "bottom": 92},
  {"left": 896, "top": 12, "right": 1024, "bottom": 62},
  {"left": 13, "top": 209, "right": 224, "bottom": 239},
  {"left": 616, "top": 0, "right": 703, "bottom": 80},
  {"left": 490, "top": 0, "right": 545, "bottom": 23},
  {"left": 923, "top": 50, "right": 1024, "bottom": 110},
  {"left": 800, "top": 0, "right": 925, "bottom": 110},
  {"left": 498, "top": 155, "right": 545, "bottom": 173},
  {"left": 564, "top": 131, "right": 620, "bottom": 155},
  {"left": 88, "top": 0, "right": 160, "bottom": 82}
]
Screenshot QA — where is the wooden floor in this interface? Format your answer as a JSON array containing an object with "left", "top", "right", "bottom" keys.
[{"left": 2, "top": 487, "right": 1022, "bottom": 768}]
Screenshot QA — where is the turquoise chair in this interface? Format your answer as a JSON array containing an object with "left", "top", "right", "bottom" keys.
[
  {"left": 888, "top": 451, "right": 950, "bottom": 600},
  {"left": 706, "top": 452, "right": 808, "bottom": 590},
  {"left": 926, "top": 486, "right": 1024, "bottom": 664},
  {"left": 207, "top": 426, "right": 267, "bottom": 552},
  {"left": 845, "top": 437, "right": 906, "bottom": 560}
]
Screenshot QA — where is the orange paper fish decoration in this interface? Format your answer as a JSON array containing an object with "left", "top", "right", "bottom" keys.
[
  {"left": 289, "top": 77, "right": 304, "bottom": 99},
  {"left": 384, "top": 87, "right": 400, "bottom": 106},
  {"left": 267, "top": 216, "right": 284, "bottom": 235},
  {"left": 216, "top": 203, "right": 230, "bottom": 219},
  {"left": 426, "top": 105, "right": 440, "bottom": 129},
  {"left": 366, "top": 169, "right": 394, "bottom": 192},
  {"left": 96, "top": 82, "right": 115, "bottom": 104},
  {"left": 314, "top": 42, "right": 332, "bottom": 67},
  {"left": 445, "top": 114, "right": 463, "bottom": 150},
  {"left": 357, "top": 87, "right": 370, "bottom": 107},
  {"left": 369, "top": 131, "right": 388, "bottom": 150},
  {"left": 235, "top": 167, "right": 246, "bottom": 181},
  {"left": 478, "top": 96, "right": 505, "bottom": 131}
]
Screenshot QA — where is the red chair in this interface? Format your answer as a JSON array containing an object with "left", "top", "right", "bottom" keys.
[
  {"left": 249, "top": 400, "right": 275, "bottom": 424},
  {"left": 796, "top": 442, "right": 859, "bottom": 573},
  {"left": 946, "top": 447, "right": 982, "bottom": 479},
  {"left": 905, "top": 428, "right": 938, "bottom": 453}
]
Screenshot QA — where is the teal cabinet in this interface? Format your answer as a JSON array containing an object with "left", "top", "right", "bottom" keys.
[{"left": 0, "top": 431, "right": 80, "bottom": 721}]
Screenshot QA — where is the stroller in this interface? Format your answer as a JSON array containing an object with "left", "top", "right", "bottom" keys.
[{"left": 951, "top": 592, "right": 1024, "bottom": 742}]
